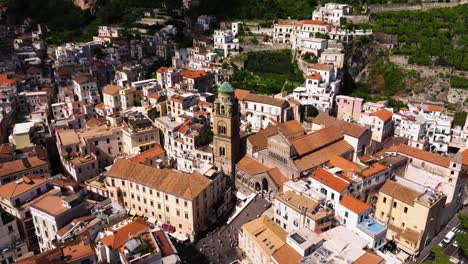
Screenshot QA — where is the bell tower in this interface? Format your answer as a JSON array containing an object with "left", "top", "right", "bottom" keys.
[{"left": 213, "top": 82, "right": 240, "bottom": 179}]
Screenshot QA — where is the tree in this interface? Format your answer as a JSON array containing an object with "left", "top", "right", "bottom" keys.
[{"left": 456, "top": 213, "right": 468, "bottom": 255}]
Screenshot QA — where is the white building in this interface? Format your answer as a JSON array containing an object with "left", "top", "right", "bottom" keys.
[
  {"left": 292, "top": 64, "right": 340, "bottom": 114},
  {"left": 359, "top": 109, "right": 394, "bottom": 143},
  {"left": 312, "top": 3, "right": 353, "bottom": 26},
  {"left": 335, "top": 195, "right": 387, "bottom": 250},
  {"left": 72, "top": 74, "right": 101, "bottom": 104},
  {"left": 213, "top": 30, "right": 239, "bottom": 56}
]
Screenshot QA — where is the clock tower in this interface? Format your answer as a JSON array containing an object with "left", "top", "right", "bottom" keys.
[{"left": 213, "top": 82, "right": 240, "bottom": 179}]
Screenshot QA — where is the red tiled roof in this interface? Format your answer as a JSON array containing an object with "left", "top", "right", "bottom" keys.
[
  {"left": 290, "top": 126, "right": 343, "bottom": 156},
  {"left": 306, "top": 72, "right": 322, "bottom": 79},
  {"left": 234, "top": 89, "right": 251, "bottom": 101},
  {"left": 102, "top": 85, "right": 121, "bottom": 95},
  {"left": 130, "top": 146, "right": 165, "bottom": 164},
  {"left": 100, "top": 219, "right": 149, "bottom": 250},
  {"left": 0, "top": 74, "right": 16, "bottom": 85},
  {"left": 181, "top": 69, "right": 207, "bottom": 79},
  {"left": 340, "top": 195, "right": 371, "bottom": 215},
  {"left": 462, "top": 149, "right": 468, "bottom": 166},
  {"left": 370, "top": 109, "right": 393, "bottom": 122},
  {"left": 310, "top": 168, "right": 349, "bottom": 192},
  {"left": 301, "top": 19, "right": 328, "bottom": 26},
  {"left": 390, "top": 143, "right": 451, "bottom": 168},
  {"left": 237, "top": 156, "right": 270, "bottom": 175},
  {"left": 329, "top": 156, "right": 360, "bottom": 174}
]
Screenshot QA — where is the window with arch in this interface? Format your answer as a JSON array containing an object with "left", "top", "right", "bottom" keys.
[
  {"left": 219, "top": 147, "right": 226, "bottom": 156},
  {"left": 218, "top": 121, "right": 227, "bottom": 135}
]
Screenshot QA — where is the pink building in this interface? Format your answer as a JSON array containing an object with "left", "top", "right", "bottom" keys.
[{"left": 335, "top": 95, "right": 363, "bottom": 122}]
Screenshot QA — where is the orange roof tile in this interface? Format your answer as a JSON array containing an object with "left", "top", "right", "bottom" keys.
[
  {"left": 340, "top": 195, "right": 371, "bottom": 215},
  {"left": 306, "top": 72, "right": 322, "bottom": 79},
  {"left": 234, "top": 89, "right": 251, "bottom": 101},
  {"left": 329, "top": 156, "right": 360, "bottom": 174},
  {"left": 462, "top": 149, "right": 468, "bottom": 166},
  {"left": 107, "top": 159, "right": 211, "bottom": 200},
  {"left": 360, "top": 162, "right": 388, "bottom": 178},
  {"left": 310, "top": 63, "right": 333, "bottom": 71},
  {"left": 272, "top": 244, "right": 302, "bottom": 264},
  {"left": 156, "top": 66, "right": 168, "bottom": 73},
  {"left": 181, "top": 69, "right": 207, "bottom": 79},
  {"left": 0, "top": 74, "right": 16, "bottom": 85},
  {"left": 425, "top": 104, "right": 443, "bottom": 112},
  {"left": 0, "top": 176, "right": 49, "bottom": 199},
  {"left": 267, "top": 168, "right": 288, "bottom": 188},
  {"left": 129, "top": 146, "right": 165, "bottom": 164},
  {"left": 310, "top": 168, "right": 349, "bottom": 192},
  {"left": 291, "top": 126, "right": 343, "bottom": 156},
  {"left": 370, "top": 109, "right": 393, "bottom": 122},
  {"left": 62, "top": 241, "right": 95, "bottom": 263},
  {"left": 31, "top": 195, "right": 71, "bottom": 217},
  {"left": 237, "top": 156, "right": 270, "bottom": 175},
  {"left": 301, "top": 19, "right": 328, "bottom": 26},
  {"left": 294, "top": 140, "right": 353, "bottom": 171},
  {"left": 102, "top": 85, "right": 121, "bottom": 95},
  {"left": 100, "top": 219, "right": 149, "bottom": 250},
  {"left": 353, "top": 252, "right": 385, "bottom": 264},
  {"left": 0, "top": 156, "right": 48, "bottom": 178},
  {"left": 392, "top": 143, "right": 451, "bottom": 168}
]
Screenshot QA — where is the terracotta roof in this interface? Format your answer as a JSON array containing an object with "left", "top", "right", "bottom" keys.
[
  {"left": 353, "top": 252, "right": 385, "bottom": 264},
  {"left": 57, "top": 129, "right": 80, "bottom": 146},
  {"left": 100, "top": 219, "right": 149, "bottom": 250},
  {"left": 94, "top": 102, "right": 105, "bottom": 110},
  {"left": 62, "top": 241, "right": 95, "bottom": 263},
  {"left": 294, "top": 140, "right": 353, "bottom": 171},
  {"left": 153, "top": 230, "right": 175, "bottom": 257},
  {"left": 267, "top": 168, "right": 288, "bottom": 189},
  {"left": 312, "top": 113, "right": 369, "bottom": 138},
  {"left": 242, "top": 93, "right": 287, "bottom": 108},
  {"left": 310, "top": 168, "right": 349, "bottom": 192},
  {"left": 156, "top": 66, "right": 168, "bottom": 73},
  {"left": 234, "top": 89, "right": 251, "bottom": 101},
  {"left": 247, "top": 125, "right": 283, "bottom": 150},
  {"left": 340, "top": 195, "right": 371, "bottom": 215},
  {"left": 170, "top": 94, "right": 186, "bottom": 103},
  {"left": 391, "top": 143, "right": 451, "bottom": 168},
  {"left": 237, "top": 156, "right": 270, "bottom": 175},
  {"left": 0, "top": 156, "right": 48, "bottom": 178},
  {"left": 31, "top": 195, "right": 73, "bottom": 216},
  {"left": 291, "top": 126, "right": 343, "bottom": 156},
  {"left": 0, "top": 143, "right": 14, "bottom": 159},
  {"left": 329, "top": 156, "right": 360, "bottom": 174},
  {"left": 301, "top": 19, "right": 328, "bottom": 26},
  {"left": 0, "top": 176, "right": 49, "bottom": 199},
  {"left": 56, "top": 215, "right": 95, "bottom": 237},
  {"left": 370, "top": 109, "right": 393, "bottom": 122},
  {"left": 181, "top": 69, "right": 207, "bottom": 79},
  {"left": 462, "top": 149, "right": 468, "bottom": 166},
  {"left": 129, "top": 146, "right": 165, "bottom": 164},
  {"left": 0, "top": 74, "right": 16, "bottom": 85},
  {"left": 310, "top": 63, "right": 333, "bottom": 71},
  {"left": 102, "top": 85, "right": 121, "bottom": 95},
  {"left": 16, "top": 248, "right": 64, "bottom": 264},
  {"left": 107, "top": 159, "right": 211, "bottom": 200},
  {"left": 306, "top": 72, "right": 322, "bottom": 79},
  {"left": 360, "top": 162, "right": 388, "bottom": 178},
  {"left": 73, "top": 74, "right": 94, "bottom": 85},
  {"left": 380, "top": 180, "right": 421, "bottom": 206},
  {"left": 277, "top": 120, "right": 305, "bottom": 138},
  {"left": 272, "top": 244, "right": 303, "bottom": 264},
  {"left": 421, "top": 104, "right": 443, "bottom": 112}
]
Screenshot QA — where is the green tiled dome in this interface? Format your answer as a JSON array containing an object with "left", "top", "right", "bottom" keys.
[{"left": 218, "top": 82, "right": 234, "bottom": 93}]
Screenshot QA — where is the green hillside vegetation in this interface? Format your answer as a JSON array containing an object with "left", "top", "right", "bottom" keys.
[
  {"left": 194, "top": 0, "right": 316, "bottom": 20},
  {"left": 370, "top": 5, "right": 468, "bottom": 70},
  {"left": 231, "top": 50, "right": 305, "bottom": 94},
  {"left": 449, "top": 77, "right": 468, "bottom": 90},
  {"left": 4, "top": 0, "right": 179, "bottom": 45}
]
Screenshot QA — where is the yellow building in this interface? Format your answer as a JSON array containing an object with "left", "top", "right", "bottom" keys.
[
  {"left": 239, "top": 216, "right": 302, "bottom": 264},
  {"left": 374, "top": 177, "right": 446, "bottom": 255},
  {"left": 103, "top": 158, "right": 230, "bottom": 242}
]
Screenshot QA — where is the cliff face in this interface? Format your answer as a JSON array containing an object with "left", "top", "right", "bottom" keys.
[{"left": 344, "top": 37, "right": 383, "bottom": 83}]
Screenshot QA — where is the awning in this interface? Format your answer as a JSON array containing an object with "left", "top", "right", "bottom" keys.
[
  {"left": 147, "top": 216, "right": 157, "bottom": 224},
  {"left": 136, "top": 211, "right": 144, "bottom": 217},
  {"left": 162, "top": 224, "right": 175, "bottom": 233},
  {"left": 128, "top": 209, "right": 136, "bottom": 216}
]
